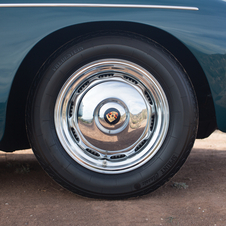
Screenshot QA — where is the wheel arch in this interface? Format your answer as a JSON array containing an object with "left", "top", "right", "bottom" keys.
[{"left": 0, "top": 21, "right": 216, "bottom": 151}]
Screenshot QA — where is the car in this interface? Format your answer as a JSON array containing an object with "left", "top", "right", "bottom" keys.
[{"left": 0, "top": 0, "right": 225, "bottom": 199}]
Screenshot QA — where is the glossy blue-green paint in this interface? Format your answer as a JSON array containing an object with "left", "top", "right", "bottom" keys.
[{"left": 0, "top": 0, "right": 226, "bottom": 140}]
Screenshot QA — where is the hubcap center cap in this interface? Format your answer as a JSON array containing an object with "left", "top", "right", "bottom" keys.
[{"left": 96, "top": 100, "right": 128, "bottom": 133}]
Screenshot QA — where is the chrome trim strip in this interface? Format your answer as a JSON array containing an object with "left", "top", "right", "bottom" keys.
[{"left": 0, "top": 3, "right": 199, "bottom": 11}]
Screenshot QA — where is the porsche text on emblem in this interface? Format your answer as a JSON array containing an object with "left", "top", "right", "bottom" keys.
[{"left": 104, "top": 108, "right": 121, "bottom": 125}]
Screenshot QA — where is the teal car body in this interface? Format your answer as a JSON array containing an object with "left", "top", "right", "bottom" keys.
[{"left": 0, "top": 0, "right": 225, "bottom": 151}]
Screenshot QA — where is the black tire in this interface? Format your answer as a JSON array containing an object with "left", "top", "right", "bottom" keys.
[{"left": 26, "top": 32, "right": 198, "bottom": 199}]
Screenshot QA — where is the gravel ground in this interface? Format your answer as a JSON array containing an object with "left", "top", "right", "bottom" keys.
[{"left": 0, "top": 130, "right": 226, "bottom": 226}]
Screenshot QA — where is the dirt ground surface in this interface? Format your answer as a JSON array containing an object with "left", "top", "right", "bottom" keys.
[{"left": 0, "top": 131, "right": 226, "bottom": 226}]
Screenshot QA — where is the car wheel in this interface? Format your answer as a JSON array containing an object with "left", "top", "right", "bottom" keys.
[{"left": 26, "top": 32, "right": 198, "bottom": 199}]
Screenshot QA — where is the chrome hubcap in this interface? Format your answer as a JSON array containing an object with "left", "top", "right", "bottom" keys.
[{"left": 54, "top": 59, "right": 169, "bottom": 173}]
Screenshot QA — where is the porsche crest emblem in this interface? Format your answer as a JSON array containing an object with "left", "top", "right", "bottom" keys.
[
  {"left": 106, "top": 111, "right": 118, "bottom": 122},
  {"left": 104, "top": 108, "right": 120, "bottom": 125}
]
